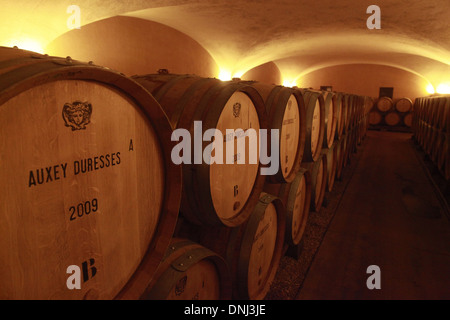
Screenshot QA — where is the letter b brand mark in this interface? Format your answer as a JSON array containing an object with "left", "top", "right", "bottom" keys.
[{"left": 82, "top": 258, "right": 97, "bottom": 282}]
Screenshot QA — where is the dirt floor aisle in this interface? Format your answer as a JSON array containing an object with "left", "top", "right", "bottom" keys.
[{"left": 295, "top": 130, "right": 450, "bottom": 300}]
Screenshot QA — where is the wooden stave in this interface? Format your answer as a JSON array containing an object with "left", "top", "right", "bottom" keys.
[
  {"left": 132, "top": 73, "right": 269, "bottom": 228},
  {"left": 0, "top": 47, "right": 183, "bottom": 300}
]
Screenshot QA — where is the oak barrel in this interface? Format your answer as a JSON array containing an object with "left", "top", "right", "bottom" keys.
[
  {"left": 334, "top": 92, "right": 345, "bottom": 141},
  {"left": 384, "top": 111, "right": 402, "bottom": 126},
  {"left": 236, "top": 81, "right": 307, "bottom": 183},
  {"left": 369, "top": 110, "right": 383, "bottom": 125},
  {"left": 141, "top": 238, "right": 232, "bottom": 300},
  {"left": 403, "top": 113, "right": 413, "bottom": 127},
  {"left": 376, "top": 96, "right": 394, "bottom": 112},
  {"left": 335, "top": 136, "right": 346, "bottom": 180},
  {"left": 132, "top": 73, "right": 268, "bottom": 227},
  {"left": 263, "top": 169, "right": 312, "bottom": 247},
  {"left": 301, "top": 154, "right": 328, "bottom": 212},
  {"left": 179, "top": 192, "right": 286, "bottom": 300},
  {"left": 302, "top": 90, "right": 325, "bottom": 162},
  {"left": 322, "top": 91, "right": 338, "bottom": 149},
  {"left": 395, "top": 97, "right": 413, "bottom": 113},
  {"left": 0, "top": 47, "right": 182, "bottom": 300},
  {"left": 323, "top": 144, "right": 338, "bottom": 192}
]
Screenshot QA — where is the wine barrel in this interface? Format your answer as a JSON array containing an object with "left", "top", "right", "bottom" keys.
[
  {"left": 263, "top": 169, "right": 312, "bottom": 247},
  {"left": 302, "top": 90, "right": 325, "bottom": 162},
  {"left": 236, "top": 81, "right": 306, "bottom": 183},
  {"left": 301, "top": 154, "right": 328, "bottom": 212},
  {"left": 0, "top": 47, "right": 182, "bottom": 300},
  {"left": 384, "top": 111, "right": 402, "bottom": 126},
  {"left": 334, "top": 92, "right": 345, "bottom": 141},
  {"left": 132, "top": 73, "right": 268, "bottom": 227},
  {"left": 322, "top": 91, "right": 338, "bottom": 149},
  {"left": 431, "top": 129, "right": 445, "bottom": 164},
  {"left": 369, "top": 110, "right": 383, "bottom": 125},
  {"left": 430, "top": 97, "right": 442, "bottom": 128},
  {"left": 141, "top": 238, "right": 232, "bottom": 300},
  {"left": 395, "top": 97, "right": 413, "bottom": 113},
  {"left": 323, "top": 144, "right": 338, "bottom": 192},
  {"left": 376, "top": 96, "right": 394, "bottom": 112},
  {"left": 180, "top": 192, "right": 285, "bottom": 300},
  {"left": 403, "top": 113, "right": 413, "bottom": 127},
  {"left": 364, "top": 96, "right": 375, "bottom": 116},
  {"left": 343, "top": 94, "right": 352, "bottom": 133},
  {"left": 437, "top": 97, "right": 450, "bottom": 131},
  {"left": 343, "top": 128, "right": 354, "bottom": 168},
  {"left": 335, "top": 136, "right": 346, "bottom": 181},
  {"left": 442, "top": 134, "right": 450, "bottom": 181}
]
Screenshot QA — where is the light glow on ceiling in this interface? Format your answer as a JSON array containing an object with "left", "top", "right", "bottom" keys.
[
  {"left": 283, "top": 78, "right": 297, "bottom": 87},
  {"left": 426, "top": 84, "right": 435, "bottom": 94},
  {"left": 436, "top": 83, "right": 450, "bottom": 94},
  {"left": 218, "top": 69, "right": 232, "bottom": 81}
]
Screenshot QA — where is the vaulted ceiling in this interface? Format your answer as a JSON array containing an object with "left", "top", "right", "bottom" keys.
[{"left": 1, "top": 0, "right": 449, "bottom": 89}]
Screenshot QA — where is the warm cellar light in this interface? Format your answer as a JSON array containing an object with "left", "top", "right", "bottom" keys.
[
  {"left": 6, "top": 38, "right": 45, "bottom": 54},
  {"left": 436, "top": 83, "right": 450, "bottom": 94},
  {"left": 426, "top": 84, "right": 435, "bottom": 94},
  {"left": 283, "top": 79, "right": 297, "bottom": 87},
  {"left": 218, "top": 69, "right": 232, "bottom": 81}
]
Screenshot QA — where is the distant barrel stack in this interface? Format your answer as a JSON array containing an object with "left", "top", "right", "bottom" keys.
[{"left": 369, "top": 96, "right": 414, "bottom": 131}]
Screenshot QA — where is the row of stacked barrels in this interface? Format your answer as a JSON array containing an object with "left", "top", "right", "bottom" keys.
[
  {"left": 0, "top": 46, "right": 369, "bottom": 300},
  {"left": 140, "top": 79, "right": 373, "bottom": 300},
  {"left": 368, "top": 96, "right": 414, "bottom": 129},
  {"left": 412, "top": 95, "right": 450, "bottom": 181}
]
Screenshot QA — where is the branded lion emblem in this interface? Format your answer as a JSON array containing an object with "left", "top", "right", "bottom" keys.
[
  {"left": 62, "top": 101, "right": 92, "bottom": 131},
  {"left": 233, "top": 102, "right": 241, "bottom": 118}
]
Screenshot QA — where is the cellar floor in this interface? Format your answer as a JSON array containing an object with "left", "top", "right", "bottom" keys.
[{"left": 267, "top": 130, "right": 450, "bottom": 300}]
